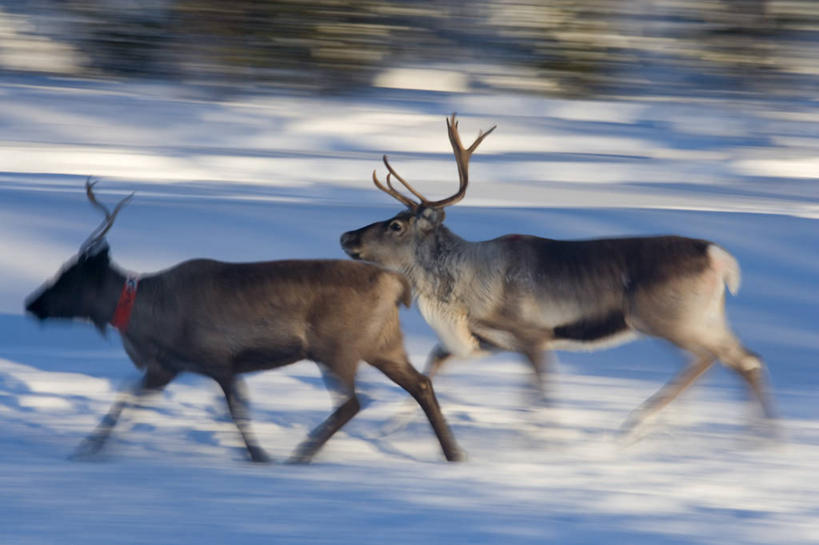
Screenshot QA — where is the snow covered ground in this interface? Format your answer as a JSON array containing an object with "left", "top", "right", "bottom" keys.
[{"left": 1, "top": 77, "right": 818, "bottom": 544}]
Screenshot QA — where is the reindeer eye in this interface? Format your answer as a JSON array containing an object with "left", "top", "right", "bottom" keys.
[{"left": 389, "top": 221, "right": 404, "bottom": 233}]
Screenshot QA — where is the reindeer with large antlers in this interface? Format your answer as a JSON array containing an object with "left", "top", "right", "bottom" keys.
[
  {"left": 26, "top": 180, "right": 462, "bottom": 462},
  {"left": 341, "top": 114, "right": 775, "bottom": 435}
]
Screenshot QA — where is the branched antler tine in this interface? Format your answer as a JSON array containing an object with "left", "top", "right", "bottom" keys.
[
  {"left": 447, "top": 114, "right": 496, "bottom": 159},
  {"left": 384, "top": 173, "right": 403, "bottom": 196},
  {"left": 372, "top": 169, "right": 417, "bottom": 210},
  {"left": 446, "top": 113, "right": 461, "bottom": 151},
  {"left": 371, "top": 169, "right": 393, "bottom": 199},
  {"left": 467, "top": 124, "right": 497, "bottom": 153},
  {"left": 424, "top": 114, "right": 496, "bottom": 209},
  {"left": 80, "top": 179, "right": 134, "bottom": 251},
  {"left": 81, "top": 178, "right": 111, "bottom": 250},
  {"left": 382, "top": 155, "right": 428, "bottom": 204},
  {"left": 85, "top": 177, "right": 112, "bottom": 219},
  {"left": 94, "top": 192, "right": 134, "bottom": 241}
]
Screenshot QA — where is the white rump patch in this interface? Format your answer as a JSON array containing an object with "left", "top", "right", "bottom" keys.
[{"left": 708, "top": 244, "right": 741, "bottom": 295}]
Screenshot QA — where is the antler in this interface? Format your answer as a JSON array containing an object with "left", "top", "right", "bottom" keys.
[
  {"left": 371, "top": 114, "right": 496, "bottom": 210},
  {"left": 429, "top": 113, "right": 496, "bottom": 208},
  {"left": 371, "top": 168, "right": 419, "bottom": 211},
  {"left": 79, "top": 178, "right": 134, "bottom": 253}
]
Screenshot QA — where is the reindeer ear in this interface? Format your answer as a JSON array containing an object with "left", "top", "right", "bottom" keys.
[{"left": 416, "top": 207, "right": 445, "bottom": 232}]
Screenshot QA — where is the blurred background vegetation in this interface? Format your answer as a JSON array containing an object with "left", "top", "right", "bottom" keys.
[{"left": 0, "top": 0, "right": 817, "bottom": 98}]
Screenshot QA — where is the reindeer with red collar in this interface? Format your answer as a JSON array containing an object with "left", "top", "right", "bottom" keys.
[{"left": 25, "top": 180, "right": 462, "bottom": 463}]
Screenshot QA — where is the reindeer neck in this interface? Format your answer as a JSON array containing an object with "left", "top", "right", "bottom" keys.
[
  {"left": 96, "top": 263, "right": 129, "bottom": 326},
  {"left": 405, "top": 226, "right": 475, "bottom": 301}
]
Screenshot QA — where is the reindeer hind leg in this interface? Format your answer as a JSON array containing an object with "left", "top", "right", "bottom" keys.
[
  {"left": 621, "top": 277, "right": 724, "bottom": 437},
  {"left": 712, "top": 337, "right": 777, "bottom": 424},
  {"left": 217, "top": 376, "right": 271, "bottom": 463},
  {"left": 619, "top": 353, "right": 716, "bottom": 437}
]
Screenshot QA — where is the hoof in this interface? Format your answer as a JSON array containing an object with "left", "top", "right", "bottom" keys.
[
  {"left": 69, "top": 436, "right": 107, "bottom": 461},
  {"left": 446, "top": 448, "right": 467, "bottom": 462},
  {"left": 247, "top": 446, "right": 272, "bottom": 463}
]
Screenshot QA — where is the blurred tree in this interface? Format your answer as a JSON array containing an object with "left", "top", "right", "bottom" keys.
[
  {"left": 0, "top": 0, "right": 816, "bottom": 99},
  {"left": 168, "top": 0, "right": 392, "bottom": 90},
  {"left": 61, "top": 0, "right": 173, "bottom": 76}
]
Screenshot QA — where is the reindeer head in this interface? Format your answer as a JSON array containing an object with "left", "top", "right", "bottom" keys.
[
  {"left": 25, "top": 180, "right": 132, "bottom": 332},
  {"left": 340, "top": 114, "right": 495, "bottom": 270}
]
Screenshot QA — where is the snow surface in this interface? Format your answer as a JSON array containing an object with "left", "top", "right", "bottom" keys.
[{"left": 1, "top": 78, "right": 818, "bottom": 544}]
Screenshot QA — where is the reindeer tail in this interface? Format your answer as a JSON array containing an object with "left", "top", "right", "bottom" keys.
[{"left": 708, "top": 244, "right": 741, "bottom": 295}]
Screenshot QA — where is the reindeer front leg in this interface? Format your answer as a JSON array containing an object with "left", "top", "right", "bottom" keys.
[
  {"left": 417, "top": 298, "right": 488, "bottom": 361},
  {"left": 422, "top": 343, "right": 453, "bottom": 380},
  {"left": 72, "top": 367, "right": 176, "bottom": 459}
]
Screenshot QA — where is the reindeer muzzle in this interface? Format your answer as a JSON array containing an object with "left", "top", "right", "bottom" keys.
[
  {"left": 340, "top": 231, "right": 362, "bottom": 259},
  {"left": 25, "top": 292, "right": 48, "bottom": 321}
]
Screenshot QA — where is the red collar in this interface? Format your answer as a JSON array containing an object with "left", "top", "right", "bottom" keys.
[{"left": 111, "top": 276, "right": 139, "bottom": 332}]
